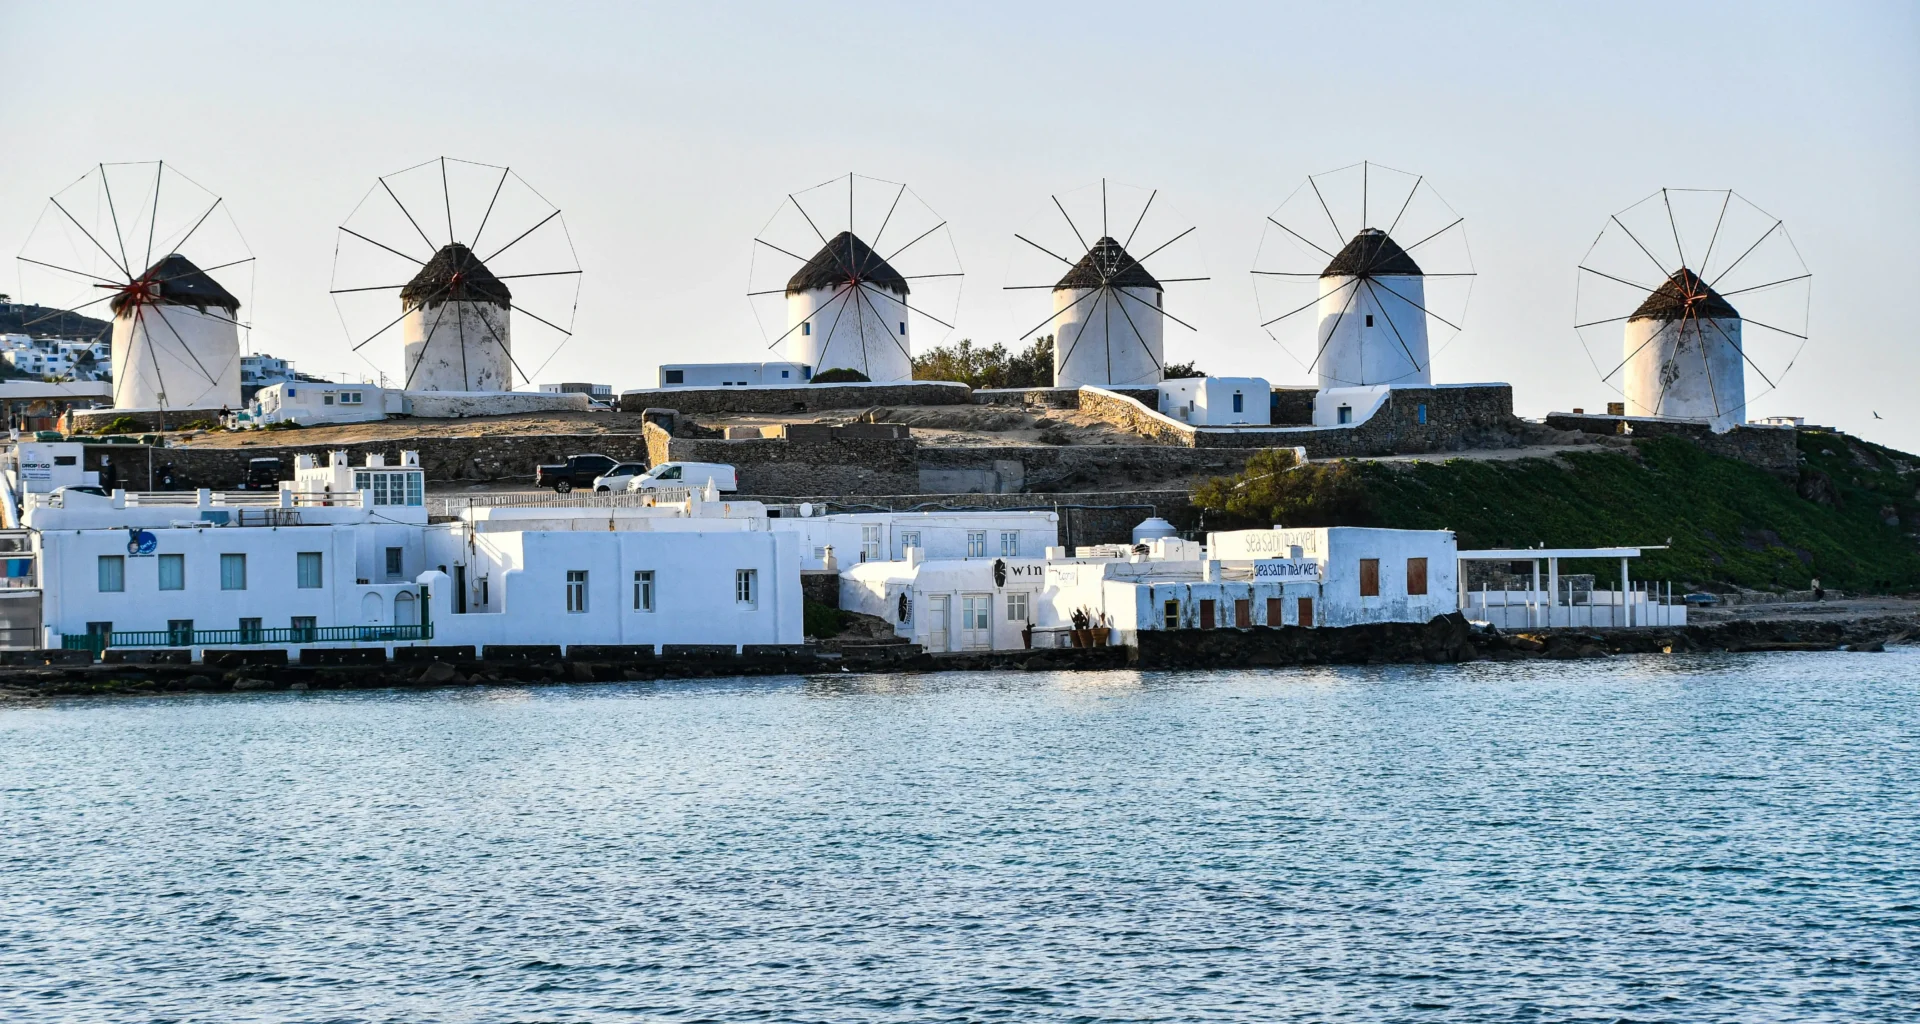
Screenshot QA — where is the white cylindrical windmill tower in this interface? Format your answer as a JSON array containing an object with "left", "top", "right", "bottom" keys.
[
  {"left": 1316, "top": 228, "right": 1430, "bottom": 389},
  {"left": 1621, "top": 269, "right": 1743, "bottom": 431},
  {"left": 785, "top": 232, "right": 913, "bottom": 382},
  {"left": 1052, "top": 237, "right": 1164, "bottom": 390},
  {"left": 401, "top": 243, "right": 513, "bottom": 392},
  {"left": 109, "top": 253, "right": 243, "bottom": 411}
]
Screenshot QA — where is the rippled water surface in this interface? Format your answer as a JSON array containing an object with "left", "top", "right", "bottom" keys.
[{"left": 4, "top": 652, "right": 1918, "bottom": 1022}]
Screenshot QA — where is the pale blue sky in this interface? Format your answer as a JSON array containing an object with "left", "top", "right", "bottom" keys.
[{"left": 5, "top": 1, "right": 1916, "bottom": 448}]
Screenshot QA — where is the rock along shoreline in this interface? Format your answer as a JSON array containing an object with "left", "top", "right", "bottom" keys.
[{"left": 1, "top": 613, "right": 1912, "bottom": 702}]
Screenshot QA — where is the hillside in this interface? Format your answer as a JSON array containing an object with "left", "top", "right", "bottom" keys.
[
  {"left": 0, "top": 302, "right": 111, "bottom": 341},
  {"left": 1194, "top": 429, "right": 1920, "bottom": 593}
]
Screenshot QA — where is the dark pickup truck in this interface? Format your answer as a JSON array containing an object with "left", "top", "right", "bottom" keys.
[{"left": 535, "top": 453, "right": 618, "bottom": 493}]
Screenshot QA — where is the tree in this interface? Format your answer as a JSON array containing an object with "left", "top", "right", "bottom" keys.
[
  {"left": 1162, "top": 360, "right": 1205, "bottom": 379},
  {"left": 912, "top": 336, "right": 1053, "bottom": 389},
  {"left": 811, "top": 367, "right": 871, "bottom": 383},
  {"left": 1191, "top": 449, "right": 1375, "bottom": 528}
]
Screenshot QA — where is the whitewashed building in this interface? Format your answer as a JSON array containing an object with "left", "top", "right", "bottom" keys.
[
  {"left": 1158, "top": 376, "right": 1270, "bottom": 425},
  {"left": 786, "top": 233, "right": 912, "bottom": 382},
  {"left": 1053, "top": 237, "right": 1165, "bottom": 390},
  {"left": 840, "top": 524, "right": 1464, "bottom": 652},
  {"left": 110, "top": 254, "right": 243, "bottom": 412},
  {"left": 657, "top": 362, "right": 813, "bottom": 388},
  {"left": 401, "top": 244, "right": 514, "bottom": 392},
  {"left": 1316, "top": 228, "right": 1430, "bottom": 390},
  {"left": 1621, "top": 269, "right": 1744, "bottom": 432},
  {"left": 245, "top": 382, "right": 400, "bottom": 426},
  {"left": 775, "top": 509, "right": 1058, "bottom": 570}
]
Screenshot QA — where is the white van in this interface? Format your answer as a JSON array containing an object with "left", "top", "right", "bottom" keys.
[{"left": 627, "top": 461, "right": 739, "bottom": 494}]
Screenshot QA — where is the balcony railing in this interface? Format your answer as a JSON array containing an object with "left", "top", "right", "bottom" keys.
[{"left": 62, "top": 623, "right": 433, "bottom": 652}]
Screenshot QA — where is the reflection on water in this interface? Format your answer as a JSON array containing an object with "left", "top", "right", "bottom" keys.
[{"left": 2, "top": 650, "right": 1917, "bottom": 1023}]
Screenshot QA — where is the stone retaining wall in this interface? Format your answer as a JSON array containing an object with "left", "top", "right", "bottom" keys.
[
  {"left": 618, "top": 381, "right": 972, "bottom": 415},
  {"left": 1544, "top": 413, "right": 1798, "bottom": 475},
  {"left": 918, "top": 444, "right": 1252, "bottom": 492},
  {"left": 972, "top": 386, "right": 1158, "bottom": 409},
  {"left": 1078, "top": 384, "right": 1519, "bottom": 456},
  {"left": 650, "top": 426, "right": 920, "bottom": 495}
]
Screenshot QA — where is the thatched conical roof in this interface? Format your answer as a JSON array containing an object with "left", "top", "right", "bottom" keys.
[
  {"left": 401, "top": 244, "right": 512, "bottom": 309},
  {"left": 1321, "top": 228, "right": 1422, "bottom": 277},
  {"left": 786, "top": 232, "right": 909, "bottom": 296},
  {"left": 1053, "top": 236, "right": 1161, "bottom": 291},
  {"left": 111, "top": 253, "right": 241, "bottom": 316},
  {"left": 1628, "top": 268, "right": 1739, "bottom": 322}
]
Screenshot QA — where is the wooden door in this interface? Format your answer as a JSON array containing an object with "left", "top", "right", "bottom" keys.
[
  {"left": 1199, "top": 599, "right": 1216, "bottom": 629},
  {"left": 961, "top": 593, "right": 992, "bottom": 650},
  {"left": 1407, "top": 557, "right": 1428, "bottom": 596},
  {"left": 1235, "top": 599, "right": 1251, "bottom": 628},
  {"left": 927, "top": 595, "right": 949, "bottom": 652},
  {"left": 1297, "top": 596, "right": 1314, "bottom": 627},
  {"left": 1266, "top": 597, "right": 1283, "bottom": 627}
]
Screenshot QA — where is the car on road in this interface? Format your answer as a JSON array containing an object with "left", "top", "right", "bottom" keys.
[
  {"left": 535, "top": 453, "right": 618, "bottom": 493},
  {"left": 626, "top": 461, "right": 738, "bottom": 494},
  {"left": 592, "top": 462, "right": 649, "bottom": 492}
]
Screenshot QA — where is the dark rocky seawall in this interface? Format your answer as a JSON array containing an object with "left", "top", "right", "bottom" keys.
[{"left": 3, "top": 612, "right": 1913, "bottom": 701}]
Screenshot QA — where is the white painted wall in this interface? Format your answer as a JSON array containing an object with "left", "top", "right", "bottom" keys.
[
  {"left": 1157, "top": 376, "right": 1271, "bottom": 425},
  {"left": 840, "top": 556, "right": 1047, "bottom": 653},
  {"left": 776, "top": 510, "right": 1057, "bottom": 570},
  {"left": 1053, "top": 285, "right": 1164, "bottom": 389},
  {"left": 1210, "top": 526, "right": 1459, "bottom": 627},
  {"left": 1622, "top": 315, "right": 1744, "bottom": 432},
  {"left": 402, "top": 300, "right": 512, "bottom": 392},
  {"left": 111, "top": 303, "right": 241, "bottom": 410},
  {"left": 1312, "top": 385, "right": 1393, "bottom": 427},
  {"left": 787, "top": 286, "right": 912, "bottom": 382},
  {"left": 658, "top": 362, "right": 811, "bottom": 387},
  {"left": 448, "top": 526, "right": 801, "bottom": 648},
  {"left": 1316, "top": 273, "right": 1431, "bottom": 388},
  {"left": 248, "top": 382, "right": 393, "bottom": 426}
]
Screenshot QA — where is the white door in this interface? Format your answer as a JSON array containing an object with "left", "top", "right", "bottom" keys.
[
  {"left": 926, "top": 595, "right": 949, "bottom": 652},
  {"left": 961, "top": 593, "right": 992, "bottom": 650}
]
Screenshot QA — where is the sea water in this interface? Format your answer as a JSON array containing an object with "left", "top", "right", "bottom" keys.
[{"left": 2, "top": 651, "right": 1916, "bottom": 1022}]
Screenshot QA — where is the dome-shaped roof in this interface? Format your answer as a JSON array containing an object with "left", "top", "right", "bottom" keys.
[
  {"left": 1320, "top": 228, "right": 1422, "bottom": 277},
  {"left": 111, "top": 253, "right": 241, "bottom": 316},
  {"left": 1053, "top": 236, "right": 1161, "bottom": 291},
  {"left": 401, "top": 244, "right": 512, "bottom": 309},
  {"left": 1628, "top": 268, "right": 1739, "bottom": 322},
  {"left": 785, "top": 232, "right": 909, "bottom": 296}
]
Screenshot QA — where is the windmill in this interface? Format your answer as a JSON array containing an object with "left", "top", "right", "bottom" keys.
[
  {"left": 330, "top": 157, "right": 582, "bottom": 392},
  {"left": 15, "top": 162, "right": 253, "bottom": 420},
  {"left": 747, "top": 173, "right": 962, "bottom": 382},
  {"left": 1252, "top": 161, "right": 1474, "bottom": 392},
  {"left": 1004, "top": 179, "right": 1207, "bottom": 389},
  {"left": 1574, "top": 189, "right": 1810, "bottom": 432}
]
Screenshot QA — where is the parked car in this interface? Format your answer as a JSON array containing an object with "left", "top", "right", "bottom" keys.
[
  {"left": 626, "top": 461, "right": 738, "bottom": 494},
  {"left": 1681, "top": 592, "right": 1720, "bottom": 606},
  {"left": 592, "top": 462, "right": 649, "bottom": 492},
  {"left": 535, "top": 453, "right": 618, "bottom": 493},
  {"left": 235, "top": 457, "right": 282, "bottom": 490}
]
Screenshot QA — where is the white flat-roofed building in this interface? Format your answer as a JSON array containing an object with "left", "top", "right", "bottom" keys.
[
  {"left": 1157, "top": 376, "right": 1270, "bottom": 425},
  {"left": 774, "top": 509, "right": 1058, "bottom": 569},
  {"left": 657, "top": 361, "right": 812, "bottom": 388},
  {"left": 246, "top": 382, "right": 400, "bottom": 426}
]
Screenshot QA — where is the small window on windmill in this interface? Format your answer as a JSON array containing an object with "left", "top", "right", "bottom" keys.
[
  {"left": 1365, "top": 314, "right": 1374, "bottom": 327},
  {"left": 898, "top": 322, "right": 906, "bottom": 335},
  {"left": 801, "top": 322, "right": 811, "bottom": 336}
]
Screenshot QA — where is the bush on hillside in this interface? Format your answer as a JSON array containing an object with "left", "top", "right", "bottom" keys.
[
  {"left": 811, "top": 368, "right": 870, "bottom": 384},
  {"left": 912, "top": 336, "right": 1053, "bottom": 389}
]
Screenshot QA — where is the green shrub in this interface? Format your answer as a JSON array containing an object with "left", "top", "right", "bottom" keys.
[
  {"left": 804, "top": 600, "right": 850, "bottom": 638},
  {"left": 811, "top": 368, "right": 870, "bottom": 384}
]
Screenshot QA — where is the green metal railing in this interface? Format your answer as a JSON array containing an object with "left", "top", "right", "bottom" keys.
[{"left": 63, "top": 623, "right": 433, "bottom": 653}]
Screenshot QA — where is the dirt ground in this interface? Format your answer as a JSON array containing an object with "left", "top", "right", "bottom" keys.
[
  {"left": 162, "top": 410, "right": 655, "bottom": 449},
  {"left": 1688, "top": 596, "right": 1920, "bottom": 625}
]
